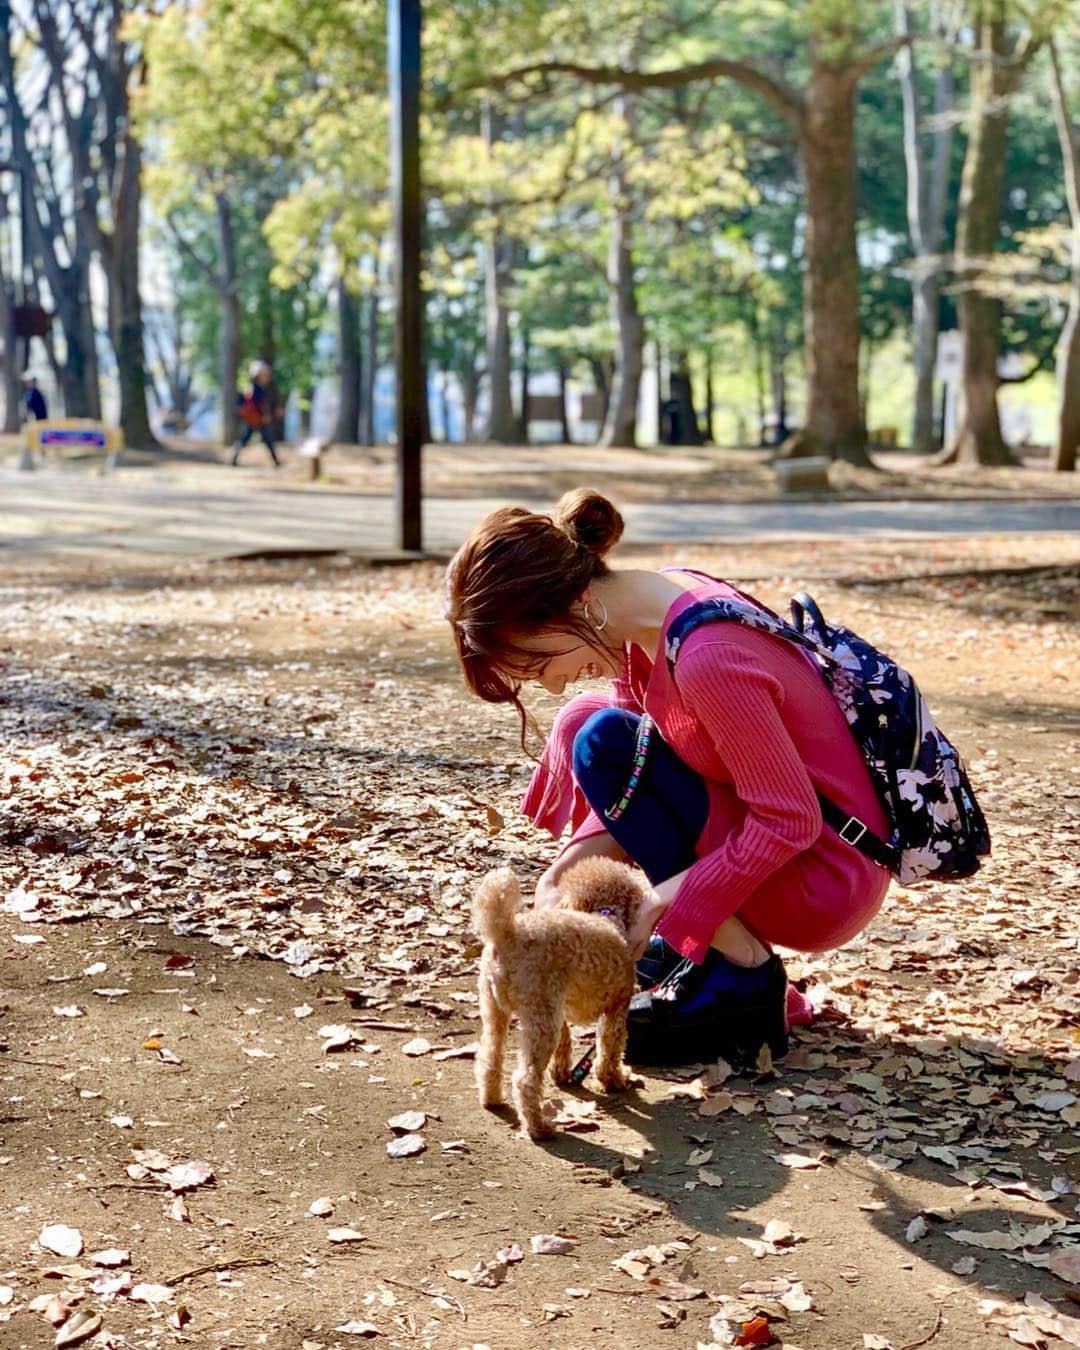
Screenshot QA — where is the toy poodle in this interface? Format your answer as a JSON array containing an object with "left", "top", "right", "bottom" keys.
[{"left": 472, "top": 856, "right": 651, "bottom": 1140}]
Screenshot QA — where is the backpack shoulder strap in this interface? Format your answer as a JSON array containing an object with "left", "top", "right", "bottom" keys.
[
  {"left": 664, "top": 596, "right": 825, "bottom": 675},
  {"left": 664, "top": 594, "right": 898, "bottom": 873}
]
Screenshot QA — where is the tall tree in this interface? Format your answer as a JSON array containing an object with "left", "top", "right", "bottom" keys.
[
  {"left": 1049, "top": 38, "right": 1080, "bottom": 471},
  {"left": 479, "top": 6, "right": 907, "bottom": 465},
  {"left": 32, "top": 0, "right": 159, "bottom": 447},
  {"left": 939, "top": 4, "right": 1042, "bottom": 466},
  {"left": 895, "top": 0, "right": 956, "bottom": 454},
  {"left": 0, "top": 0, "right": 101, "bottom": 419},
  {"left": 598, "top": 86, "right": 644, "bottom": 447},
  {"left": 479, "top": 103, "right": 517, "bottom": 442}
]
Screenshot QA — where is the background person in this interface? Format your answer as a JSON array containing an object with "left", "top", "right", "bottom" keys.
[
  {"left": 21, "top": 372, "right": 47, "bottom": 422},
  {"left": 230, "top": 360, "right": 281, "bottom": 467}
]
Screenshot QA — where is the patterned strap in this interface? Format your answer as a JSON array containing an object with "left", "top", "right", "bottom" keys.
[
  {"left": 664, "top": 597, "right": 835, "bottom": 673},
  {"left": 603, "top": 714, "right": 655, "bottom": 823}
]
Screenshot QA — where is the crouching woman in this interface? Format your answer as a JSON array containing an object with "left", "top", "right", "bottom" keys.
[{"left": 444, "top": 488, "right": 891, "bottom": 1067}]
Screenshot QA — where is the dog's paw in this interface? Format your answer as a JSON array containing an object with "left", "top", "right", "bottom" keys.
[
  {"left": 520, "top": 1120, "right": 556, "bottom": 1141},
  {"left": 596, "top": 1069, "right": 633, "bottom": 1094}
]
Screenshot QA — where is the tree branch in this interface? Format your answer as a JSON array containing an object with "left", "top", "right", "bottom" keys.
[
  {"left": 842, "top": 35, "right": 913, "bottom": 93},
  {"left": 470, "top": 58, "right": 804, "bottom": 132},
  {"left": 165, "top": 215, "right": 222, "bottom": 289},
  {"left": 999, "top": 326, "right": 1059, "bottom": 384}
]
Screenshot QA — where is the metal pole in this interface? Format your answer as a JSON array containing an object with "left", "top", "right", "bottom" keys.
[{"left": 388, "top": 0, "right": 423, "bottom": 552}]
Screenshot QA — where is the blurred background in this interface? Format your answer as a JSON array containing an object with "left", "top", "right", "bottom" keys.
[{"left": 1, "top": 0, "right": 1078, "bottom": 471}]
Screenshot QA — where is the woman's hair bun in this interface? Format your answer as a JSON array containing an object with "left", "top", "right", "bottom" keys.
[{"left": 555, "top": 488, "right": 624, "bottom": 557}]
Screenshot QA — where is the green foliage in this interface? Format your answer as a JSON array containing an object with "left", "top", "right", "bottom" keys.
[{"left": 134, "top": 0, "right": 1077, "bottom": 440}]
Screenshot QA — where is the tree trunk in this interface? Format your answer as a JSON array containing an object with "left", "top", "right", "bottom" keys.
[
  {"left": 748, "top": 305, "right": 766, "bottom": 446},
  {"left": 334, "top": 277, "right": 362, "bottom": 444},
  {"left": 558, "top": 360, "right": 572, "bottom": 444},
  {"left": 516, "top": 327, "right": 531, "bottom": 442},
  {"left": 109, "top": 131, "right": 159, "bottom": 450},
  {"left": 786, "top": 60, "right": 871, "bottom": 465},
  {"left": 588, "top": 355, "right": 611, "bottom": 442},
  {"left": 703, "top": 351, "right": 714, "bottom": 442},
  {"left": 482, "top": 232, "right": 514, "bottom": 441},
  {"left": 599, "top": 90, "right": 643, "bottom": 448},
  {"left": 1049, "top": 40, "right": 1079, "bottom": 472},
  {"left": 770, "top": 336, "right": 788, "bottom": 445},
  {"left": 212, "top": 194, "right": 240, "bottom": 445},
  {"left": 938, "top": 12, "right": 1016, "bottom": 466},
  {"left": 360, "top": 284, "right": 378, "bottom": 446},
  {"left": 0, "top": 279, "right": 18, "bottom": 432},
  {"left": 480, "top": 104, "right": 515, "bottom": 443},
  {"left": 897, "top": 1, "right": 956, "bottom": 454},
  {"left": 0, "top": 0, "right": 100, "bottom": 420},
  {"left": 461, "top": 360, "right": 479, "bottom": 443},
  {"left": 668, "top": 354, "right": 703, "bottom": 445},
  {"left": 1053, "top": 272, "right": 1080, "bottom": 472}
]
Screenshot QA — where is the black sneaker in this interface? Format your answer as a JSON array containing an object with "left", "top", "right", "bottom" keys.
[
  {"left": 636, "top": 936, "right": 702, "bottom": 988},
  {"left": 626, "top": 953, "right": 789, "bottom": 1068}
]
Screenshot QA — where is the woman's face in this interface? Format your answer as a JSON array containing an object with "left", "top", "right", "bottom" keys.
[{"left": 506, "top": 628, "right": 621, "bottom": 697}]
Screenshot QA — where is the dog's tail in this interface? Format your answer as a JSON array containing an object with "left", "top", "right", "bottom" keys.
[{"left": 472, "top": 867, "right": 523, "bottom": 944}]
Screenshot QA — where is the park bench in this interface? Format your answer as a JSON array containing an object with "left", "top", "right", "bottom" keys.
[
  {"left": 773, "top": 455, "right": 832, "bottom": 494},
  {"left": 19, "top": 419, "right": 125, "bottom": 471}
]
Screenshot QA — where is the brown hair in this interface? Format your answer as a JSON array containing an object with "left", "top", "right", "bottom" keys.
[{"left": 445, "top": 488, "right": 625, "bottom": 731}]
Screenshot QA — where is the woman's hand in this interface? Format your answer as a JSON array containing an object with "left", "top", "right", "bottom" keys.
[
  {"left": 627, "top": 869, "right": 688, "bottom": 959},
  {"left": 628, "top": 889, "right": 671, "bottom": 961}
]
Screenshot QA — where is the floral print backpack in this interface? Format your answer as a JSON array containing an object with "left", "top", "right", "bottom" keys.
[{"left": 665, "top": 590, "right": 991, "bottom": 885}]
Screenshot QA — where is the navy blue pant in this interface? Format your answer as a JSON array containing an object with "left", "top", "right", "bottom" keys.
[{"left": 571, "top": 707, "right": 709, "bottom": 885}]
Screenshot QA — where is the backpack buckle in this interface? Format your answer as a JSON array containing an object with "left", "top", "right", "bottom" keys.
[{"left": 838, "top": 815, "right": 868, "bottom": 846}]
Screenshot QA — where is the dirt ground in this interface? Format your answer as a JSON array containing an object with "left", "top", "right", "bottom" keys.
[{"left": 0, "top": 526, "right": 1078, "bottom": 1350}]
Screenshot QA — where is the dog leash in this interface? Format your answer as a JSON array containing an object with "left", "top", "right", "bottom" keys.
[{"left": 569, "top": 1048, "right": 593, "bottom": 1084}]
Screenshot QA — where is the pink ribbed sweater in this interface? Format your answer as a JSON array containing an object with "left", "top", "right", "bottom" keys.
[{"left": 522, "top": 575, "right": 891, "bottom": 963}]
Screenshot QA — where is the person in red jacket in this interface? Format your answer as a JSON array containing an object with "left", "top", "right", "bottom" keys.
[
  {"left": 230, "top": 360, "right": 280, "bottom": 467},
  {"left": 445, "top": 489, "right": 891, "bottom": 1067}
]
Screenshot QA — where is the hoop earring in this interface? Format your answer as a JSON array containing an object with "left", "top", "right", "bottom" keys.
[{"left": 583, "top": 597, "right": 608, "bottom": 633}]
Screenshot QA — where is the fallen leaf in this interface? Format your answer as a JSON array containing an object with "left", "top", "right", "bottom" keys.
[
  {"left": 1048, "top": 1247, "right": 1080, "bottom": 1284},
  {"left": 38, "top": 1225, "right": 83, "bottom": 1258},
  {"left": 307, "top": 1197, "right": 334, "bottom": 1218},
  {"left": 163, "top": 1160, "right": 214, "bottom": 1192},
  {"left": 386, "top": 1134, "right": 426, "bottom": 1159},
  {"left": 327, "top": 1228, "right": 366, "bottom": 1244},
  {"left": 531, "top": 1234, "right": 576, "bottom": 1255},
  {"left": 334, "top": 1320, "right": 381, "bottom": 1336},
  {"left": 772, "top": 1151, "right": 825, "bottom": 1170},
  {"left": 54, "top": 1309, "right": 102, "bottom": 1347},
  {"left": 129, "top": 1283, "right": 174, "bottom": 1303},
  {"left": 698, "top": 1092, "right": 735, "bottom": 1117},
  {"left": 401, "top": 1038, "right": 432, "bottom": 1057},
  {"left": 736, "top": 1314, "right": 773, "bottom": 1346},
  {"left": 387, "top": 1111, "right": 427, "bottom": 1133},
  {"left": 906, "top": 1216, "right": 928, "bottom": 1244},
  {"left": 432, "top": 1042, "right": 479, "bottom": 1061},
  {"left": 89, "top": 1248, "right": 130, "bottom": 1267}
]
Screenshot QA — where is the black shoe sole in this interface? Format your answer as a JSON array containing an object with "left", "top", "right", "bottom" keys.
[{"left": 625, "top": 997, "right": 789, "bottom": 1069}]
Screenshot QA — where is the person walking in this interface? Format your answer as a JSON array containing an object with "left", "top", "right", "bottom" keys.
[
  {"left": 230, "top": 361, "right": 281, "bottom": 467},
  {"left": 21, "top": 373, "right": 47, "bottom": 422},
  {"left": 444, "top": 488, "right": 893, "bottom": 1068}
]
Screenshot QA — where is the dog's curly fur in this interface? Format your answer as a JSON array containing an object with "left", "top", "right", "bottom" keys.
[{"left": 472, "top": 856, "right": 651, "bottom": 1140}]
